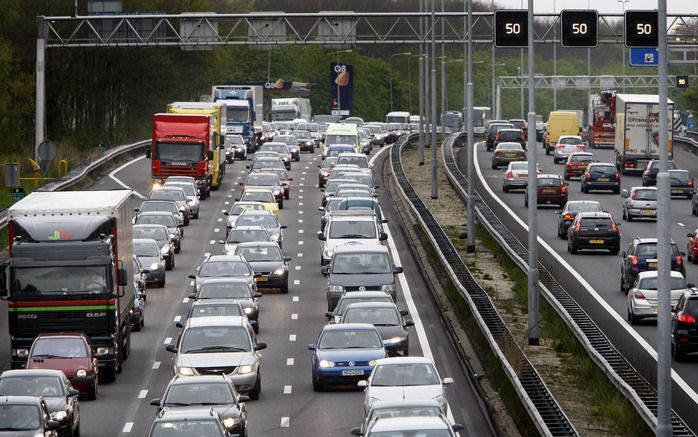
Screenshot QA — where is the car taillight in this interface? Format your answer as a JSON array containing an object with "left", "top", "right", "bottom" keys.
[
  {"left": 563, "top": 213, "right": 574, "bottom": 220},
  {"left": 584, "top": 171, "right": 591, "bottom": 178},
  {"left": 625, "top": 163, "right": 636, "bottom": 168},
  {"left": 629, "top": 255, "right": 638, "bottom": 267},
  {"left": 505, "top": 171, "right": 513, "bottom": 179},
  {"left": 689, "top": 180, "right": 694, "bottom": 187},
  {"left": 676, "top": 255, "right": 683, "bottom": 265},
  {"left": 575, "top": 222, "right": 581, "bottom": 232},
  {"left": 678, "top": 313, "right": 697, "bottom": 324},
  {"left": 576, "top": 144, "right": 585, "bottom": 149},
  {"left": 615, "top": 172, "right": 621, "bottom": 181},
  {"left": 643, "top": 170, "right": 649, "bottom": 177},
  {"left": 634, "top": 291, "right": 646, "bottom": 300},
  {"left": 561, "top": 185, "right": 567, "bottom": 193},
  {"left": 611, "top": 222, "right": 618, "bottom": 233},
  {"left": 556, "top": 144, "right": 564, "bottom": 149},
  {"left": 517, "top": 151, "right": 525, "bottom": 157},
  {"left": 566, "top": 162, "right": 574, "bottom": 167},
  {"left": 631, "top": 192, "right": 637, "bottom": 200}
]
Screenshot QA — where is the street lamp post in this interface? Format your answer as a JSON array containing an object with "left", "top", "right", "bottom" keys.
[
  {"left": 517, "top": 66, "right": 523, "bottom": 118},
  {"left": 390, "top": 52, "right": 412, "bottom": 112},
  {"left": 335, "top": 49, "right": 352, "bottom": 117},
  {"left": 409, "top": 54, "right": 423, "bottom": 114},
  {"left": 493, "top": 63, "right": 506, "bottom": 119}
]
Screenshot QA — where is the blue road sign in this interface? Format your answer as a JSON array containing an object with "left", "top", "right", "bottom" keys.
[{"left": 629, "top": 48, "right": 659, "bottom": 66}]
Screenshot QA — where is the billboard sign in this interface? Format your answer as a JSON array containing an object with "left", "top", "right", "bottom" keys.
[{"left": 330, "top": 62, "right": 353, "bottom": 116}]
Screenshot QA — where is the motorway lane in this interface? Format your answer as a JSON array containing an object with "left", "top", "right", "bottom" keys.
[
  {"left": 74, "top": 145, "right": 493, "bottom": 436},
  {"left": 468, "top": 139, "right": 698, "bottom": 429}
]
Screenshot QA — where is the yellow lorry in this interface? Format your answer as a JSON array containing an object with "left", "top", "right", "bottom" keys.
[{"left": 167, "top": 102, "right": 227, "bottom": 190}]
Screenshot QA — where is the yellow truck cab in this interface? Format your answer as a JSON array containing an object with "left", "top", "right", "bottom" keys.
[
  {"left": 167, "top": 102, "right": 227, "bottom": 190},
  {"left": 323, "top": 123, "right": 360, "bottom": 155},
  {"left": 544, "top": 111, "right": 580, "bottom": 155}
]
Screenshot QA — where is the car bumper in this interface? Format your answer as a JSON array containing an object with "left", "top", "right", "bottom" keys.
[
  {"left": 537, "top": 194, "right": 567, "bottom": 205},
  {"left": 493, "top": 157, "right": 524, "bottom": 166},
  {"left": 233, "top": 148, "right": 247, "bottom": 159},
  {"left": 503, "top": 179, "right": 528, "bottom": 189},
  {"left": 68, "top": 374, "right": 97, "bottom": 393},
  {"left": 565, "top": 167, "right": 586, "bottom": 176},
  {"left": 671, "top": 187, "right": 692, "bottom": 196},
  {"left": 228, "top": 372, "right": 259, "bottom": 393},
  {"left": 585, "top": 180, "right": 620, "bottom": 190},
  {"left": 570, "top": 236, "right": 619, "bottom": 250},
  {"left": 630, "top": 299, "right": 659, "bottom": 318},
  {"left": 300, "top": 143, "right": 314, "bottom": 152},
  {"left": 627, "top": 208, "right": 657, "bottom": 218},
  {"left": 314, "top": 366, "right": 374, "bottom": 384},
  {"left": 255, "top": 274, "right": 287, "bottom": 290}
]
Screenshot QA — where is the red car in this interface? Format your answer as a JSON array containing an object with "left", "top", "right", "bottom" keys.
[
  {"left": 688, "top": 228, "right": 698, "bottom": 264},
  {"left": 27, "top": 333, "right": 98, "bottom": 400},
  {"left": 563, "top": 152, "right": 593, "bottom": 180},
  {"left": 526, "top": 174, "right": 569, "bottom": 208}
]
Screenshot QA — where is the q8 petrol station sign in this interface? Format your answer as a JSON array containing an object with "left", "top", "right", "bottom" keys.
[{"left": 330, "top": 62, "right": 354, "bottom": 116}]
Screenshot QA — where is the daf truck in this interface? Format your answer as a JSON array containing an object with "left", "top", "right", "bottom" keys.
[
  {"left": 1, "top": 190, "right": 135, "bottom": 382},
  {"left": 212, "top": 85, "right": 263, "bottom": 149},
  {"left": 614, "top": 94, "right": 674, "bottom": 174}
]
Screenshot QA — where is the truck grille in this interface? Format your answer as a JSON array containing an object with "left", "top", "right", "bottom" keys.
[{"left": 160, "top": 165, "right": 198, "bottom": 176}]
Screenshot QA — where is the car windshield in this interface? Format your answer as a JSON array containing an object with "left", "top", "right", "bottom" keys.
[
  {"left": 229, "top": 203, "right": 265, "bottom": 215},
  {"left": 140, "top": 201, "right": 177, "bottom": 214},
  {"left": 199, "top": 262, "right": 250, "bottom": 277},
  {"left": 638, "top": 277, "right": 686, "bottom": 290},
  {"left": 136, "top": 214, "right": 176, "bottom": 227},
  {"left": 329, "top": 221, "right": 377, "bottom": 239},
  {"left": 371, "top": 405, "right": 442, "bottom": 421},
  {"left": 150, "top": 420, "right": 223, "bottom": 437},
  {"left": 633, "top": 190, "right": 657, "bottom": 200},
  {"left": 252, "top": 159, "right": 283, "bottom": 169},
  {"left": 333, "top": 253, "right": 391, "bottom": 274},
  {"left": 567, "top": 203, "right": 601, "bottom": 213},
  {"left": 246, "top": 175, "right": 279, "bottom": 186},
  {"left": 164, "top": 383, "right": 235, "bottom": 406},
  {"left": 337, "top": 188, "right": 371, "bottom": 198},
  {"left": 263, "top": 145, "right": 288, "bottom": 154},
  {"left": 134, "top": 226, "right": 168, "bottom": 242},
  {"left": 226, "top": 106, "right": 249, "bottom": 122},
  {"left": 337, "top": 157, "right": 368, "bottom": 168},
  {"left": 343, "top": 307, "right": 400, "bottom": 326},
  {"left": 274, "top": 122, "right": 291, "bottom": 131},
  {"left": 371, "top": 363, "right": 440, "bottom": 386},
  {"left": 295, "top": 131, "right": 311, "bottom": 139},
  {"left": 537, "top": 178, "right": 561, "bottom": 187},
  {"left": 241, "top": 191, "right": 275, "bottom": 203},
  {"left": 0, "top": 405, "right": 41, "bottom": 430},
  {"left": 336, "top": 296, "right": 393, "bottom": 314},
  {"left": 150, "top": 190, "right": 185, "bottom": 202},
  {"left": 180, "top": 326, "right": 251, "bottom": 353},
  {"left": 0, "top": 376, "right": 64, "bottom": 397},
  {"left": 235, "top": 215, "right": 279, "bottom": 229},
  {"left": 190, "top": 303, "right": 245, "bottom": 318},
  {"left": 12, "top": 265, "right": 109, "bottom": 295},
  {"left": 238, "top": 246, "right": 283, "bottom": 262},
  {"left": 134, "top": 240, "right": 160, "bottom": 257},
  {"left": 559, "top": 137, "right": 582, "bottom": 145},
  {"left": 326, "top": 181, "right": 352, "bottom": 193},
  {"left": 198, "top": 282, "right": 251, "bottom": 299},
  {"left": 227, "top": 229, "right": 269, "bottom": 243},
  {"left": 165, "top": 183, "right": 196, "bottom": 196},
  {"left": 227, "top": 136, "right": 244, "bottom": 145},
  {"left": 276, "top": 137, "right": 295, "bottom": 145},
  {"left": 32, "top": 337, "right": 88, "bottom": 359},
  {"left": 318, "top": 329, "right": 383, "bottom": 349}
]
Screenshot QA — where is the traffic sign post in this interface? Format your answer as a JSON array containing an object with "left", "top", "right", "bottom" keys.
[{"left": 629, "top": 47, "right": 659, "bottom": 66}]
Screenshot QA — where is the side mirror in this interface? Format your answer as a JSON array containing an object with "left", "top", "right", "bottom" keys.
[
  {"left": 404, "top": 320, "right": 415, "bottom": 328},
  {"left": 219, "top": 240, "right": 226, "bottom": 244},
  {"left": 318, "top": 207, "right": 325, "bottom": 212},
  {"left": 239, "top": 182, "right": 245, "bottom": 186},
  {"left": 149, "top": 398, "right": 161, "bottom": 406},
  {"left": 238, "top": 395, "right": 250, "bottom": 402},
  {"left": 284, "top": 256, "right": 292, "bottom": 262},
  {"left": 188, "top": 274, "right": 196, "bottom": 279},
  {"left": 357, "top": 380, "right": 368, "bottom": 388},
  {"left": 399, "top": 309, "right": 409, "bottom": 316},
  {"left": 134, "top": 208, "right": 140, "bottom": 212},
  {"left": 325, "top": 312, "right": 334, "bottom": 319},
  {"left": 254, "top": 292, "right": 263, "bottom": 298},
  {"left": 688, "top": 283, "right": 696, "bottom": 288},
  {"left": 118, "top": 267, "right": 128, "bottom": 288},
  {"left": 379, "top": 232, "right": 388, "bottom": 241},
  {"left": 688, "top": 233, "right": 695, "bottom": 238},
  {"left": 245, "top": 165, "right": 251, "bottom": 169},
  {"left": 280, "top": 225, "right": 288, "bottom": 229},
  {"left": 165, "top": 345, "right": 178, "bottom": 353},
  {"left": 68, "top": 388, "right": 80, "bottom": 397},
  {"left": 442, "top": 377, "right": 454, "bottom": 385},
  {"left": 321, "top": 266, "right": 330, "bottom": 276},
  {"left": 254, "top": 342, "right": 267, "bottom": 351},
  {"left": 317, "top": 232, "right": 326, "bottom": 241},
  {"left": 393, "top": 266, "right": 403, "bottom": 274},
  {"left": 307, "top": 344, "right": 316, "bottom": 351},
  {"left": 452, "top": 424, "right": 464, "bottom": 432},
  {"left": 47, "top": 420, "right": 60, "bottom": 431},
  {"left": 145, "top": 149, "right": 152, "bottom": 159},
  {"left": 207, "top": 150, "right": 214, "bottom": 160},
  {"left": 374, "top": 185, "right": 380, "bottom": 189},
  {"left": 175, "top": 321, "right": 184, "bottom": 329},
  {"left": 350, "top": 427, "right": 363, "bottom": 436},
  {"left": 288, "top": 178, "right": 293, "bottom": 181},
  {"left": 224, "top": 211, "right": 230, "bottom": 216},
  {"left": 317, "top": 164, "right": 321, "bottom": 168},
  {"left": 621, "top": 189, "right": 629, "bottom": 198}
]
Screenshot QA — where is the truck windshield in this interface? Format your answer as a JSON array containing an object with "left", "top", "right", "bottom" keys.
[
  {"left": 155, "top": 142, "right": 204, "bottom": 163},
  {"left": 227, "top": 107, "right": 249, "bottom": 123},
  {"left": 386, "top": 116, "right": 408, "bottom": 124},
  {"left": 12, "top": 265, "right": 109, "bottom": 295},
  {"left": 272, "top": 110, "right": 297, "bottom": 121},
  {"left": 326, "top": 135, "right": 357, "bottom": 146}
]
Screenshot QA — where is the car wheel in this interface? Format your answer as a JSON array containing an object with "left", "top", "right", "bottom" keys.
[
  {"left": 563, "top": 172, "right": 569, "bottom": 180},
  {"left": 253, "top": 322, "right": 259, "bottom": 334},
  {"left": 545, "top": 148, "right": 550, "bottom": 156},
  {"left": 88, "top": 379, "right": 97, "bottom": 401},
  {"left": 581, "top": 183, "right": 587, "bottom": 193},
  {"left": 175, "top": 243, "right": 181, "bottom": 254},
  {"left": 100, "top": 368, "right": 116, "bottom": 384},
  {"left": 503, "top": 186, "right": 509, "bottom": 193},
  {"left": 628, "top": 308, "right": 640, "bottom": 325},
  {"left": 285, "top": 191, "right": 290, "bottom": 200},
  {"left": 157, "top": 276, "right": 165, "bottom": 288},
  {"left": 570, "top": 242, "right": 578, "bottom": 254},
  {"left": 281, "top": 281, "right": 289, "bottom": 294},
  {"left": 491, "top": 162, "right": 497, "bottom": 169},
  {"left": 249, "top": 375, "right": 261, "bottom": 400},
  {"left": 73, "top": 421, "right": 81, "bottom": 436},
  {"left": 278, "top": 200, "right": 284, "bottom": 209},
  {"left": 620, "top": 278, "right": 627, "bottom": 294},
  {"left": 193, "top": 211, "right": 199, "bottom": 219},
  {"left": 133, "top": 317, "right": 141, "bottom": 332},
  {"left": 524, "top": 197, "right": 528, "bottom": 207}
]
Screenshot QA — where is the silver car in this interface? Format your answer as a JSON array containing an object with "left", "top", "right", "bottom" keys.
[
  {"left": 164, "top": 180, "right": 200, "bottom": 219},
  {"left": 357, "top": 357, "right": 453, "bottom": 414},
  {"left": 149, "top": 186, "right": 191, "bottom": 225},
  {"left": 621, "top": 186, "right": 657, "bottom": 221},
  {"left": 133, "top": 238, "right": 166, "bottom": 288},
  {"left": 553, "top": 135, "right": 584, "bottom": 164},
  {"left": 166, "top": 316, "right": 266, "bottom": 400},
  {"left": 627, "top": 271, "right": 693, "bottom": 324}
]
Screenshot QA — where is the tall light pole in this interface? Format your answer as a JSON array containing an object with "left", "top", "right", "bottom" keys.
[
  {"left": 466, "top": 0, "right": 475, "bottom": 253},
  {"left": 436, "top": 56, "right": 464, "bottom": 116},
  {"left": 517, "top": 66, "right": 524, "bottom": 118},
  {"left": 409, "top": 54, "right": 423, "bottom": 114},
  {"left": 440, "top": 0, "right": 446, "bottom": 129},
  {"left": 390, "top": 52, "right": 412, "bottom": 112},
  {"left": 618, "top": 0, "right": 630, "bottom": 93},
  {"left": 493, "top": 63, "right": 506, "bottom": 119},
  {"left": 490, "top": 0, "right": 496, "bottom": 112},
  {"left": 335, "top": 49, "right": 352, "bottom": 117},
  {"left": 552, "top": 0, "right": 557, "bottom": 110},
  {"left": 431, "top": 0, "right": 438, "bottom": 199},
  {"left": 419, "top": 0, "right": 426, "bottom": 165}
]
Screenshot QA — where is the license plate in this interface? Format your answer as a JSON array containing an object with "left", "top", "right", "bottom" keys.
[
  {"left": 648, "top": 262, "right": 657, "bottom": 268},
  {"left": 505, "top": 152, "right": 516, "bottom": 157},
  {"left": 590, "top": 239, "right": 604, "bottom": 244},
  {"left": 172, "top": 162, "right": 188, "bottom": 166},
  {"left": 597, "top": 178, "right": 609, "bottom": 182},
  {"left": 342, "top": 370, "right": 364, "bottom": 376},
  {"left": 518, "top": 173, "right": 527, "bottom": 178},
  {"left": 542, "top": 189, "right": 556, "bottom": 193},
  {"left": 255, "top": 277, "right": 269, "bottom": 282},
  {"left": 672, "top": 189, "right": 684, "bottom": 194},
  {"left": 641, "top": 209, "right": 654, "bottom": 215}
]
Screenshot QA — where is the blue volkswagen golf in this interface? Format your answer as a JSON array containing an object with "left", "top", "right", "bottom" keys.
[{"left": 309, "top": 323, "right": 386, "bottom": 391}]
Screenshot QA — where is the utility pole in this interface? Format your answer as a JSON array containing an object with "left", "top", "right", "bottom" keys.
[
  {"left": 466, "top": 0, "right": 475, "bottom": 253},
  {"left": 431, "top": 0, "right": 438, "bottom": 199},
  {"left": 440, "top": 0, "right": 446, "bottom": 127},
  {"left": 419, "top": 0, "right": 425, "bottom": 166}
]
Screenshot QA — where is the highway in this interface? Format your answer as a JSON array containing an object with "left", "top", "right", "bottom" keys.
[
  {"left": 55, "top": 145, "right": 498, "bottom": 435},
  {"left": 467, "top": 139, "right": 698, "bottom": 430}
]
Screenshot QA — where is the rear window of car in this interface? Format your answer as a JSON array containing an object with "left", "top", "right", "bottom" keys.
[
  {"left": 669, "top": 171, "right": 690, "bottom": 181},
  {"left": 682, "top": 299, "right": 698, "bottom": 317},
  {"left": 633, "top": 190, "right": 657, "bottom": 200},
  {"left": 559, "top": 137, "right": 582, "bottom": 145},
  {"left": 570, "top": 155, "right": 592, "bottom": 162},
  {"left": 580, "top": 218, "right": 612, "bottom": 228},
  {"left": 537, "top": 178, "right": 561, "bottom": 187},
  {"left": 636, "top": 243, "right": 679, "bottom": 256},
  {"left": 498, "top": 130, "right": 521, "bottom": 140},
  {"left": 589, "top": 165, "right": 615, "bottom": 173},
  {"left": 567, "top": 202, "right": 601, "bottom": 213}
]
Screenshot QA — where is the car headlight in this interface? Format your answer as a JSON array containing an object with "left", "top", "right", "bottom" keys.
[
  {"left": 237, "top": 365, "right": 254, "bottom": 374},
  {"left": 150, "top": 262, "right": 161, "bottom": 270},
  {"left": 96, "top": 347, "right": 113, "bottom": 356},
  {"left": 383, "top": 336, "right": 405, "bottom": 345},
  {"left": 223, "top": 417, "right": 239, "bottom": 429},
  {"left": 169, "top": 233, "right": 176, "bottom": 239},
  {"left": 324, "top": 249, "right": 334, "bottom": 258},
  {"left": 76, "top": 369, "right": 87, "bottom": 378},
  {"left": 12, "top": 348, "right": 28, "bottom": 359},
  {"left": 161, "top": 245, "right": 170, "bottom": 254},
  {"left": 273, "top": 267, "right": 286, "bottom": 276},
  {"left": 328, "top": 285, "right": 344, "bottom": 293},
  {"left": 273, "top": 189, "right": 282, "bottom": 195},
  {"left": 319, "top": 360, "right": 335, "bottom": 368},
  {"left": 271, "top": 233, "right": 280, "bottom": 241},
  {"left": 244, "top": 307, "right": 253, "bottom": 315},
  {"left": 368, "top": 360, "right": 378, "bottom": 366},
  {"left": 177, "top": 366, "right": 195, "bottom": 376},
  {"left": 381, "top": 284, "right": 396, "bottom": 293},
  {"left": 152, "top": 182, "right": 162, "bottom": 190},
  {"left": 51, "top": 411, "right": 68, "bottom": 421}
]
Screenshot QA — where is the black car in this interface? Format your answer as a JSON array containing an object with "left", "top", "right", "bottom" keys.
[
  {"left": 234, "top": 242, "right": 291, "bottom": 294},
  {"left": 567, "top": 212, "right": 620, "bottom": 255},
  {"left": 581, "top": 162, "right": 620, "bottom": 194},
  {"left": 0, "top": 396, "right": 60, "bottom": 436},
  {"left": 620, "top": 237, "right": 686, "bottom": 293},
  {"left": 494, "top": 128, "right": 526, "bottom": 150},
  {"left": 485, "top": 123, "right": 513, "bottom": 151},
  {"left": 672, "top": 289, "right": 698, "bottom": 361},
  {"left": 133, "top": 224, "right": 175, "bottom": 270},
  {"left": 669, "top": 169, "right": 694, "bottom": 198},
  {"left": 150, "top": 375, "right": 249, "bottom": 437},
  {"left": 0, "top": 370, "right": 79, "bottom": 437},
  {"left": 557, "top": 200, "right": 602, "bottom": 238},
  {"left": 642, "top": 159, "right": 677, "bottom": 186},
  {"left": 294, "top": 130, "right": 315, "bottom": 153},
  {"left": 339, "top": 302, "right": 414, "bottom": 356}
]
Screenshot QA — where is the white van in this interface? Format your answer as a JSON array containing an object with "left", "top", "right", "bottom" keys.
[{"left": 324, "top": 123, "right": 360, "bottom": 154}]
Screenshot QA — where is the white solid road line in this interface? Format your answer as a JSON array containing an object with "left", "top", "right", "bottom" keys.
[
  {"left": 370, "top": 145, "right": 457, "bottom": 425},
  {"left": 472, "top": 141, "right": 698, "bottom": 406},
  {"left": 109, "top": 155, "right": 147, "bottom": 199}
]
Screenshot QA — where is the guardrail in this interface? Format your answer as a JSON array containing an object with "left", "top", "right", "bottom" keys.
[
  {"left": 0, "top": 139, "right": 149, "bottom": 230},
  {"left": 390, "top": 134, "right": 578, "bottom": 436},
  {"left": 442, "top": 133, "right": 694, "bottom": 436}
]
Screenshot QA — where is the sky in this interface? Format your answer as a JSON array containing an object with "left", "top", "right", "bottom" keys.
[{"left": 492, "top": 0, "right": 694, "bottom": 14}]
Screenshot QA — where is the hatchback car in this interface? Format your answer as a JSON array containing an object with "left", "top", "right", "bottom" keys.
[
  {"left": 189, "top": 255, "right": 257, "bottom": 296},
  {"left": 0, "top": 369, "right": 80, "bottom": 436},
  {"left": 491, "top": 142, "right": 526, "bottom": 169},
  {"left": 351, "top": 399, "right": 445, "bottom": 437},
  {"left": 133, "top": 238, "right": 166, "bottom": 287},
  {"left": 563, "top": 152, "right": 593, "bottom": 179},
  {"left": 27, "top": 334, "right": 98, "bottom": 400},
  {"left": 552, "top": 135, "right": 584, "bottom": 164},
  {"left": 672, "top": 289, "right": 698, "bottom": 361},
  {"left": 356, "top": 415, "right": 462, "bottom": 437},
  {"left": 557, "top": 200, "right": 603, "bottom": 238},
  {"left": 581, "top": 162, "right": 620, "bottom": 193},
  {"left": 336, "top": 153, "right": 371, "bottom": 169},
  {"left": 669, "top": 169, "right": 694, "bottom": 198},
  {"left": 621, "top": 187, "right": 657, "bottom": 221},
  {"left": 221, "top": 226, "right": 272, "bottom": 255},
  {"left": 147, "top": 408, "right": 233, "bottom": 437},
  {"left": 340, "top": 302, "right": 413, "bottom": 356},
  {"left": 357, "top": 357, "right": 453, "bottom": 414},
  {"left": 163, "top": 179, "right": 200, "bottom": 219},
  {"left": 620, "top": 237, "right": 685, "bottom": 293},
  {"left": 134, "top": 211, "right": 182, "bottom": 253},
  {"left": 166, "top": 317, "right": 266, "bottom": 400},
  {"left": 230, "top": 211, "right": 286, "bottom": 248},
  {"left": 251, "top": 167, "right": 291, "bottom": 200},
  {"left": 485, "top": 123, "right": 514, "bottom": 151},
  {"left": 235, "top": 242, "right": 291, "bottom": 294},
  {"left": 0, "top": 396, "right": 59, "bottom": 436},
  {"left": 150, "top": 375, "right": 248, "bottom": 437},
  {"left": 224, "top": 202, "right": 267, "bottom": 235},
  {"left": 226, "top": 134, "right": 247, "bottom": 162},
  {"left": 238, "top": 188, "right": 280, "bottom": 216},
  {"left": 642, "top": 159, "right": 677, "bottom": 186},
  {"left": 627, "top": 271, "right": 692, "bottom": 325},
  {"left": 133, "top": 224, "right": 175, "bottom": 270},
  {"left": 309, "top": 323, "right": 386, "bottom": 391},
  {"left": 319, "top": 213, "right": 388, "bottom": 266},
  {"left": 502, "top": 161, "right": 539, "bottom": 192},
  {"left": 525, "top": 174, "right": 568, "bottom": 208},
  {"left": 240, "top": 173, "right": 284, "bottom": 207},
  {"left": 567, "top": 212, "right": 620, "bottom": 255},
  {"left": 294, "top": 130, "right": 315, "bottom": 153},
  {"left": 494, "top": 128, "right": 526, "bottom": 150},
  {"left": 318, "top": 157, "right": 338, "bottom": 188},
  {"left": 149, "top": 187, "right": 190, "bottom": 225}
]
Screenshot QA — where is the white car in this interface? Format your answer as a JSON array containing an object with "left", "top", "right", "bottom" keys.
[
  {"left": 318, "top": 212, "right": 387, "bottom": 265},
  {"left": 627, "top": 270, "right": 693, "bottom": 325},
  {"left": 552, "top": 135, "right": 584, "bottom": 164},
  {"left": 502, "top": 161, "right": 540, "bottom": 192},
  {"left": 357, "top": 356, "right": 453, "bottom": 414},
  {"left": 164, "top": 180, "right": 200, "bottom": 219},
  {"left": 355, "top": 415, "right": 463, "bottom": 437}
]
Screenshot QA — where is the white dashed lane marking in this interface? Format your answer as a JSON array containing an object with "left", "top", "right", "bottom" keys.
[
  {"left": 298, "top": 229, "right": 304, "bottom": 234},
  {"left": 297, "top": 253, "right": 303, "bottom": 257},
  {"left": 298, "top": 241, "right": 304, "bottom": 245},
  {"left": 138, "top": 390, "right": 148, "bottom": 399},
  {"left": 678, "top": 222, "right": 685, "bottom": 227},
  {"left": 209, "top": 240, "right": 216, "bottom": 245},
  {"left": 289, "top": 334, "right": 296, "bottom": 341},
  {"left": 152, "top": 361, "right": 161, "bottom": 370},
  {"left": 164, "top": 337, "right": 172, "bottom": 345},
  {"left": 295, "top": 266, "right": 301, "bottom": 271},
  {"left": 217, "top": 218, "right": 223, "bottom": 222},
  {"left": 293, "top": 280, "right": 300, "bottom": 285},
  {"left": 214, "top": 228, "right": 219, "bottom": 233},
  {"left": 174, "top": 316, "right": 181, "bottom": 323},
  {"left": 286, "top": 358, "right": 295, "bottom": 366},
  {"left": 182, "top": 297, "right": 190, "bottom": 304},
  {"left": 292, "top": 296, "right": 299, "bottom": 302},
  {"left": 122, "top": 423, "right": 134, "bottom": 433},
  {"left": 291, "top": 313, "right": 298, "bottom": 320},
  {"left": 280, "top": 417, "right": 290, "bottom": 427},
  {"left": 284, "top": 385, "right": 292, "bottom": 394}
]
